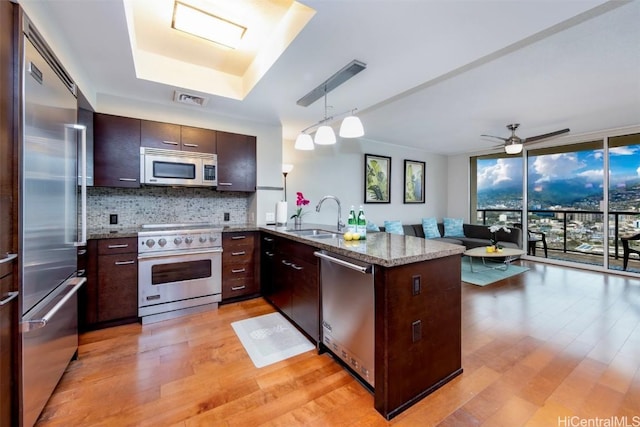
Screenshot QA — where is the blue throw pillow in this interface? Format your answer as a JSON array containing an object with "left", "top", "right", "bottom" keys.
[
  {"left": 443, "top": 217, "right": 465, "bottom": 237},
  {"left": 383, "top": 220, "right": 404, "bottom": 235},
  {"left": 421, "top": 217, "right": 440, "bottom": 239},
  {"left": 366, "top": 222, "right": 380, "bottom": 232}
]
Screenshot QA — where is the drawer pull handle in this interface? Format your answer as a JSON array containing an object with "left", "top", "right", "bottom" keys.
[
  {"left": 162, "top": 140, "right": 179, "bottom": 145},
  {"left": 146, "top": 295, "right": 161, "bottom": 301},
  {"left": 182, "top": 143, "right": 198, "bottom": 147},
  {"left": 0, "top": 291, "right": 18, "bottom": 306},
  {"left": 0, "top": 253, "right": 17, "bottom": 264},
  {"left": 232, "top": 268, "right": 246, "bottom": 273},
  {"left": 264, "top": 251, "right": 274, "bottom": 257},
  {"left": 263, "top": 237, "right": 274, "bottom": 242},
  {"left": 118, "top": 178, "right": 137, "bottom": 182},
  {"left": 231, "top": 285, "right": 246, "bottom": 291},
  {"left": 115, "top": 260, "right": 135, "bottom": 266},
  {"left": 108, "top": 244, "right": 129, "bottom": 249},
  {"left": 291, "top": 264, "right": 303, "bottom": 271},
  {"left": 231, "top": 251, "right": 246, "bottom": 256},
  {"left": 281, "top": 260, "right": 292, "bottom": 266},
  {"left": 218, "top": 182, "right": 232, "bottom": 186},
  {"left": 77, "top": 249, "right": 87, "bottom": 255},
  {"left": 77, "top": 269, "right": 86, "bottom": 276},
  {"left": 231, "top": 235, "right": 246, "bottom": 240}
]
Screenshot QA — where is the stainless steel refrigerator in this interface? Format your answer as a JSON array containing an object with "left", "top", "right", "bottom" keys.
[{"left": 19, "top": 15, "right": 86, "bottom": 427}]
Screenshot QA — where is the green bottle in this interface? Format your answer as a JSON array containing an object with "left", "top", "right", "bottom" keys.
[
  {"left": 348, "top": 206, "right": 356, "bottom": 233},
  {"left": 357, "top": 205, "right": 366, "bottom": 239}
]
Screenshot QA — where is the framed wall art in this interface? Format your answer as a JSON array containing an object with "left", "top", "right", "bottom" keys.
[
  {"left": 364, "top": 154, "right": 391, "bottom": 203},
  {"left": 403, "top": 159, "right": 425, "bottom": 204}
]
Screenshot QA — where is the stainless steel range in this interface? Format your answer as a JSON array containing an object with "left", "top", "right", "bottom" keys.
[{"left": 137, "top": 224, "right": 222, "bottom": 324}]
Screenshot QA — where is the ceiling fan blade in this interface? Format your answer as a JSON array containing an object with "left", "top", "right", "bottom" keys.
[
  {"left": 481, "top": 134, "right": 508, "bottom": 141},
  {"left": 523, "top": 128, "right": 570, "bottom": 144}
]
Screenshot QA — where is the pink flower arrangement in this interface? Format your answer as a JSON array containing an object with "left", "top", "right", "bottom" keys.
[{"left": 291, "top": 192, "right": 310, "bottom": 219}]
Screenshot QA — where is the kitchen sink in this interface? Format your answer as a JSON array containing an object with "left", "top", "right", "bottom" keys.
[
  {"left": 307, "top": 233, "right": 340, "bottom": 239},
  {"left": 286, "top": 228, "right": 336, "bottom": 237}
]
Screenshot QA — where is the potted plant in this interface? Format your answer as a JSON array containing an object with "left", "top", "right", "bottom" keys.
[{"left": 290, "top": 192, "right": 310, "bottom": 228}]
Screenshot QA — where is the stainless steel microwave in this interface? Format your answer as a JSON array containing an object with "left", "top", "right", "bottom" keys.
[{"left": 140, "top": 147, "right": 217, "bottom": 187}]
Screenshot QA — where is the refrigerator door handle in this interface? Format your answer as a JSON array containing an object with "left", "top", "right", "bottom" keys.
[
  {"left": 21, "top": 277, "right": 86, "bottom": 332},
  {"left": 0, "top": 291, "right": 18, "bottom": 306},
  {"left": 0, "top": 253, "right": 17, "bottom": 264},
  {"left": 72, "top": 124, "right": 87, "bottom": 246}
]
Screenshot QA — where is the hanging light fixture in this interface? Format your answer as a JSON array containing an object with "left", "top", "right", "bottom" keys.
[
  {"left": 294, "top": 133, "right": 314, "bottom": 150},
  {"left": 339, "top": 110, "right": 364, "bottom": 138},
  {"left": 294, "top": 60, "right": 367, "bottom": 150}
]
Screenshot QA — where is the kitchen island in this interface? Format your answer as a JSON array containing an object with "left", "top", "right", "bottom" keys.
[{"left": 261, "top": 224, "right": 465, "bottom": 420}]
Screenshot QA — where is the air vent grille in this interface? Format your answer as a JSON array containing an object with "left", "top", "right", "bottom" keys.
[{"left": 173, "top": 91, "right": 209, "bottom": 107}]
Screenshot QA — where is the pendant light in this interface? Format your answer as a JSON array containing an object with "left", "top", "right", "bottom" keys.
[
  {"left": 294, "top": 60, "right": 367, "bottom": 150},
  {"left": 339, "top": 110, "right": 364, "bottom": 138},
  {"left": 294, "top": 133, "right": 314, "bottom": 150},
  {"left": 314, "top": 91, "right": 336, "bottom": 145}
]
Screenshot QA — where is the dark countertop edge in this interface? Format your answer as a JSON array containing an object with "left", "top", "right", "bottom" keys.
[
  {"left": 87, "top": 224, "right": 260, "bottom": 240},
  {"left": 259, "top": 224, "right": 465, "bottom": 268}
]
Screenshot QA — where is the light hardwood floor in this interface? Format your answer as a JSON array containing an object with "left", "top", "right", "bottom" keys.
[{"left": 36, "top": 260, "right": 640, "bottom": 426}]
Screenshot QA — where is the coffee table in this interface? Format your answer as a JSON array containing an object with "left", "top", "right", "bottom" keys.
[{"left": 463, "top": 247, "right": 525, "bottom": 273}]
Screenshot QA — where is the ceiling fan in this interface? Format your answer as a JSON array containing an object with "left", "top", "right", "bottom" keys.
[{"left": 482, "top": 123, "right": 570, "bottom": 155}]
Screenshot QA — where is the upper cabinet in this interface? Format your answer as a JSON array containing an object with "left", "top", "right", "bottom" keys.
[
  {"left": 141, "top": 120, "right": 216, "bottom": 154},
  {"left": 217, "top": 131, "right": 257, "bottom": 192},
  {"left": 93, "top": 114, "right": 255, "bottom": 191},
  {"left": 93, "top": 113, "right": 141, "bottom": 188}
]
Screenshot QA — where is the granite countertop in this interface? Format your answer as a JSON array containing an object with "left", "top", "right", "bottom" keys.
[
  {"left": 261, "top": 223, "right": 464, "bottom": 268},
  {"left": 87, "top": 223, "right": 464, "bottom": 267}
]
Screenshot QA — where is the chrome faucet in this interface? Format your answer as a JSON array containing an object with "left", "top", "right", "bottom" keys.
[{"left": 316, "top": 195, "right": 345, "bottom": 231}]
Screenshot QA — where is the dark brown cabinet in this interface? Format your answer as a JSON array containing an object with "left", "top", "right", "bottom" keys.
[
  {"left": 82, "top": 238, "right": 138, "bottom": 329},
  {"left": 263, "top": 234, "right": 319, "bottom": 343},
  {"left": 0, "top": 2, "right": 17, "bottom": 426},
  {"left": 93, "top": 113, "right": 141, "bottom": 188},
  {"left": 222, "top": 232, "right": 259, "bottom": 301},
  {"left": 216, "top": 131, "right": 256, "bottom": 192},
  {"left": 141, "top": 120, "right": 216, "bottom": 153}
]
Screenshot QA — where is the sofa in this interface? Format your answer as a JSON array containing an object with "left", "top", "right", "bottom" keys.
[{"left": 378, "top": 222, "right": 522, "bottom": 250}]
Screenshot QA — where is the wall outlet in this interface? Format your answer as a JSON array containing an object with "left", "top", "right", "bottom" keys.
[
  {"left": 223, "top": 212, "right": 230, "bottom": 221},
  {"left": 109, "top": 214, "right": 118, "bottom": 225},
  {"left": 266, "top": 212, "right": 275, "bottom": 223}
]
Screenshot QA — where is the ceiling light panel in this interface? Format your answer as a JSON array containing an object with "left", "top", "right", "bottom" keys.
[{"left": 172, "top": 1, "right": 247, "bottom": 49}]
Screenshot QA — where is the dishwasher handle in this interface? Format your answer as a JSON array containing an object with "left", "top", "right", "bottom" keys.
[{"left": 314, "top": 251, "right": 372, "bottom": 274}]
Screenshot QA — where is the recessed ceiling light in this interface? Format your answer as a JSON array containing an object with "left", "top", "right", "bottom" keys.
[{"left": 172, "top": 1, "right": 246, "bottom": 49}]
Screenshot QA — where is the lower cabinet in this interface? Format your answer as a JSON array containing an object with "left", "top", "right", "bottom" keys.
[
  {"left": 222, "top": 231, "right": 260, "bottom": 301},
  {"left": 263, "top": 233, "right": 319, "bottom": 343},
  {"left": 82, "top": 238, "right": 138, "bottom": 330}
]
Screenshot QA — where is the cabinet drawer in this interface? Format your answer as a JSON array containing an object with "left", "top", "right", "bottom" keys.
[
  {"left": 97, "top": 254, "right": 137, "bottom": 322},
  {"left": 98, "top": 237, "right": 138, "bottom": 255},
  {"left": 222, "top": 262, "right": 254, "bottom": 281},
  {"left": 97, "top": 238, "right": 137, "bottom": 255},
  {"left": 223, "top": 232, "right": 255, "bottom": 247},
  {"left": 222, "top": 277, "right": 259, "bottom": 298}
]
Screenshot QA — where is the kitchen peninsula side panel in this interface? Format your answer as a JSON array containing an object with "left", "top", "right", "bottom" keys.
[{"left": 374, "top": 254, "right": 462, "bottom": 419}]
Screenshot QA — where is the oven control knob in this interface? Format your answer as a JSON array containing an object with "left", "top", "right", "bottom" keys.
[
  {"left": 158, "top": 238, "right": 167, "bottom": 247},
  {"left": 185, "top": 237, "right": 193, "bottom": 244},
  {"left": 199, "top": 236, "right": 207, "bottom": 243},
  {"left": 209, "top": 236, "right": 217, "bottom": 243},
  {"left": 145, "top": 239, "right": 155, "bottom": 248},
  {"left": 174, "top": 237, "right": 182, "bottom": 245}
]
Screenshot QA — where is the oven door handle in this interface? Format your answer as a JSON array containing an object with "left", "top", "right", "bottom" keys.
[{"left": 138, "top": 247, "right": 223, "bottom": 260}]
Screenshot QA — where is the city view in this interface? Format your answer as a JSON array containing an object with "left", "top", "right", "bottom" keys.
[{"left": 476, "top": 143, "right": 640, "bottom": 270}]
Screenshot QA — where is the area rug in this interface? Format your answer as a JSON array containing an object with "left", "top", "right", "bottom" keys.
[
  {"left": 231, "top": 312, "right": 315, "bottom": 368},
  {"left": 461, "top": 256, "right": 529, "bottom": 286}
]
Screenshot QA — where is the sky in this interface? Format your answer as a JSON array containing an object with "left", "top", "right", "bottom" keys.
[{"left": 477, "top": 144, "right": 640, "bottom": 191}]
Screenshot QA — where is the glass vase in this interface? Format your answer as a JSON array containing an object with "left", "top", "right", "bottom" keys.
[{"left": 294, "top": 217, "right": 302, "bottom": 229}]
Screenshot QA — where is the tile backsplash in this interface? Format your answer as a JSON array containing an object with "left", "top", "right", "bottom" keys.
[{"left": 86, "top": 186, "right": 250, "bottom": 229}]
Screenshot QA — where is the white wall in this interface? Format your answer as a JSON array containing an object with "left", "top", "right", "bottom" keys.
[
  {"left": 282, "top": 137, "right": 449, "bottom": 228},
  {"left": 446, "top": 154, "right": 471, "bottom": 221}
]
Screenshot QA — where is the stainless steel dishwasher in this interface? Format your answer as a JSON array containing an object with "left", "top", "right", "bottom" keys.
[{"left": 315, "top": 250, "right": 375, "bottom": 388}]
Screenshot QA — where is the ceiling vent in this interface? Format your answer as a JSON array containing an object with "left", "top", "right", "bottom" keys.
[{"left": 173, "top": 90, "right": 209, "bottom": 107}]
